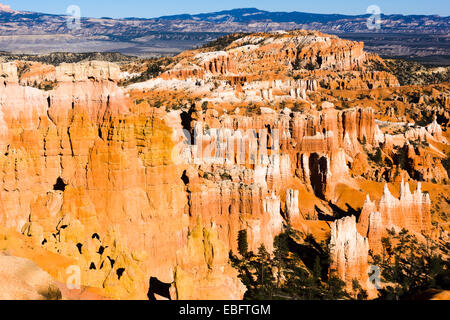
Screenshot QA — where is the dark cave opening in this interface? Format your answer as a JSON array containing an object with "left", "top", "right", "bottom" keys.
[
  {"left": 116, "top": 268, "right": 125, "bottom": 280},
  {"left": 147, "top": 277, "right": 172, "bottom": 300},
  {"left": 107, "top": 256, "right": 115, "bottom": 268},
  {"left": 97, "top": 245, "right": 105, "bottom": 255},
  {"left": 180, "top": 108, "right": 194, "bottom": 144},
  {"left": 181, "top": 170, "right": 189, "bottom": 185},
  {"left": 309, "top": 153, "right": 328, "bottom": 200},
  {"left": 53, "top": 177, "right": 67, "bottom": 192},
  {"left": 76, "top": 243, "right": 83, "bottom": 254}
]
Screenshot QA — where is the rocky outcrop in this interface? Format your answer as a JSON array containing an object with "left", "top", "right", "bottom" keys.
[
  {"left": 179, "top": 103, "right": 378, "bottom": 198},
  {"left": 0, "top": 31, "right": 446, "bottom": 301},
  {"left": 358, "top": 181, "right": 432, "bottom": 255},
  {"left": 379, "top": 181, "right": 431, "bottom": 235},
  {"left": 0, "top": 62, "right": 250, "bottom": 300},
  {"left": 18, "top": 62, "right": 56, "bottom": 87},
  {"left": 185, "top": 178, "right": 284, "bottom": 253},
  {"left": 0, "top": 255, "right": 61, "bottom": 300},
  {"left": 0, "top": 62, "right": 18, "bottom": 83},
  {"left": 169, "top": 31, "right": 369, "bottom": 79},
  {"left": 160, "top": 31, "right": 399, "bottom": 104},
  {"left": 286, "top": 189, "right": 300, "bottom": 222},
  {"left": 329, "top": 216, "right": 373, "bottom": 294},
  {"left": 55, "top": 61, "right": 121, "bottom": 82},
  {"left": 426, "top": 118, "right": 444, "bottom": 141},
  {"left": 174, "top": 222, "right": 246, "bottom": 299}
]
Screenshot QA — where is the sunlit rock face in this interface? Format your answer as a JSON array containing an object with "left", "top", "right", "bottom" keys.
[
  {"left": 0, "top": 61, "right": 247, "bottom": 300},
  {"left": 285, "top": 189, "right": 300, "bottom": 222},
  {"left": 0, "top": 29, "right": 447, "bottom": 300},
  {"left": 167, "top": 31, "right": 371, "bottom": 77},
  {"left": 357, "top": 181, "right": 431, "bottom": 255},
  {"left": 0, "top": 255, "right": 61, "bottom": 300},
  {"left": 180, "top": 102, "right": 377, "bottom": 200},
  {"left": 329, "top": 216, "right": 372, "bottom": 294}
]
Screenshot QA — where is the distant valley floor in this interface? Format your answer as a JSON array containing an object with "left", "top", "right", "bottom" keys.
[{"left": 0, "top": 32, "right": 448, "bottom": 65}]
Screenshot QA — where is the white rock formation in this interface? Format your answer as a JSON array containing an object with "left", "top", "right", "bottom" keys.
[
  {"left": 285, "top": 189, "right": 300, "bottom": 221},
  {"left": 329, "top": 216, "right": 371, "bottom": 292}
]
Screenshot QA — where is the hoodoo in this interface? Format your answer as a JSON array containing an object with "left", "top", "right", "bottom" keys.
[{"left": 0, "top": 29, "right": 448, "bottom": 301}]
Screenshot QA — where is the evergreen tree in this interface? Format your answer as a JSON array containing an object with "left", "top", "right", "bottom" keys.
[
  {"left": 237, "top": 229, "right": 248, "bottom": 257},
  {"left": 313, "top": 256, "right": 322, "bottom": 280},
  {"left": 352, "top": 279, "right": 368, "bottom": 300},
  {"left": 230, "top": 228, "right": 354, "bottom": 300},
  {"left": 371, "top": 228, "right": 449, "bottom": 300},
  {"left": 323, "top": 271, "right": 350, "bottom": 300},
  {"left": 373, "top": 148, "right": 383, "bottom": 164}
]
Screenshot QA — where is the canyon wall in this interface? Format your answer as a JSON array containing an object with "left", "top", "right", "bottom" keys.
[
  {"left": 357, "top": 181, "right": 431, "bottom": 255},
  {"left": 0, "top": 30, "right": 447, "bottom": 300},
  {"left": 0, "top": 61, "right": 245, "bottom": 299}
]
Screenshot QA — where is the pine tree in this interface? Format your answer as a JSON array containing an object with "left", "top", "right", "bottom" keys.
[
  {"left": 237, "top": 229, "right": 248, "bottom": 257},
  {"left": 324, "top": 271, "right": 349, "bottom": 300},
  {"left": 373, "top": 148, "right": 383, "bottom": 164},
  {"left": 313, "top": 256, "right": 321, "bottom": 280},
  {"left": 229, "top": 229, "right": 353, "bottom": 300},
  {"left": 371, "top": 228, "right": 449, "bottom": 300},
  {"left": 256, "top": 244, "right": 274, "bottom": 299},
  {"left": 352, "top": 279, "right": 368, "bottom": 300}
]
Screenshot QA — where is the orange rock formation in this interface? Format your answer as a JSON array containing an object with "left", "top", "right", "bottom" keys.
[{"left": 0, "top": 30, "right": 448, "bottom": 300}]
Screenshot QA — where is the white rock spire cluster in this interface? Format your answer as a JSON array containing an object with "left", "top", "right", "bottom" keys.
[
  {"left": 329, "top": 216, "right": 370, "bottom": 287},
  {"left": 286, "top": 189, "right": 300, "bottom": 221}
]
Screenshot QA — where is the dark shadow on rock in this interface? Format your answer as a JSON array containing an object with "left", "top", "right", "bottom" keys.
[
  {"left": 328, "top": 202, "right": 362, "bottom": 221},
  {"left": 147, "top": 277, "right": 172, "bottom": 300},
  {"left": 309, "top": 153, "right": 328, "bottom": 200},
  {"left": 286, "top": 235, "right": 330, "bottom": 281},
  {"left": 53, "top": 177, "right": 67, "bottom": 192},
  {"left": 315, "top": 205, "right": 334, "bottom": 222},
  {"left": 180, "top": 108, "right": 194, "bottom": 144}
]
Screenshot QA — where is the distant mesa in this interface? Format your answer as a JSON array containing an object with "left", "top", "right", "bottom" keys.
[{"left": 0, "top": 3, "right": 15, "bottom": 13}]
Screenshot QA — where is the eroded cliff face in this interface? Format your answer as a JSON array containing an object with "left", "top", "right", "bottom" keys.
[
  {"left": 330, "top": 180, "right": 432, "bottom": 294},
  {"left": 357, "top": 181, "right": 431, "bottom": 254},
  {"left": 0, "top": 30, "right": 448, "bottom": 300},
  {"left": 329, "top": 216, "right": 376, "bottom": 297},
  {"left": 170, "top": 31, "right": 367, "bottom": 77}
]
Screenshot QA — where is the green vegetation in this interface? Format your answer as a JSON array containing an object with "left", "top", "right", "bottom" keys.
[
  {"left": 201, "top": 33, "right": 250, "bottom": 51},
  {"left": 384, "top": 59, "right": 450, "bottom": 86},
  {"left": 41, "top": 286, "right": 62, "bottom": 300},
  {"left": 362, "top": 135, "right": 367, "bottom": 145},
  {"left": 245, "top": 103, "right": 261, "bottom": 116},
  {"left": 367, "top": 57, "right": 449, "bottom": 86},
  {"left": 370, "top": 147, "right": 383, "bottom": 165},
  {"left": 28, "top": 80, "right": 57, "bottom": 91},
  {"left": 121, "top": 59, "right": 167, "bottom": 86},
  {"left": 201, "top": 101, "right": 209, "bottom": 112},
  {"left": 0, "top": 52, "right": 138, "bottom": 66},
  {"left": 371, "top": 228, "right": 450, "bottom": 300},
  {"left": 292, "top": 60, "right": 316, "bottom": 71},
  {"left": 229, "top": 227, "right": 357, "bottom": 300},
  {"left": 231, "top": 226, "right": 449, "bottom": 300},
  {"left": 238, "top": 230, "right": 249, "bottom": 257},
  {"left": 220, "top": 172, "right": 232, "bottom": 181}
]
